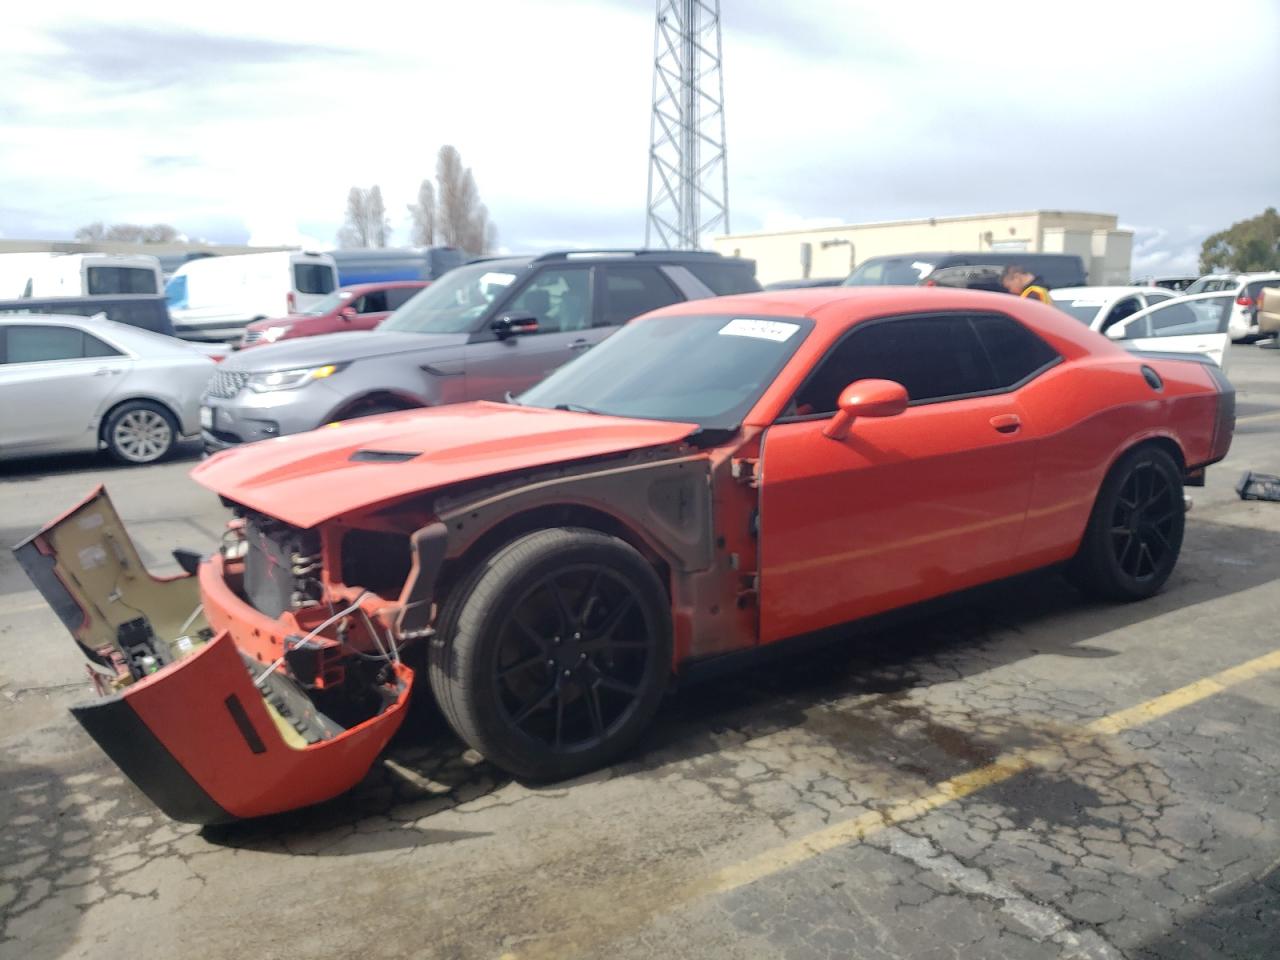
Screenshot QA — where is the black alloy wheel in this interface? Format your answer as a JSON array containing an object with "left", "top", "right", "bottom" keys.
[
  {"left": 429, "top": 528, "right": 672, "bottom": 780},
  {"left": 1108, "top": 461, "right": 1180, "bottom": 581},
  {"left": 1070, "top": 445, "right": 1185, "bottom": 601}
]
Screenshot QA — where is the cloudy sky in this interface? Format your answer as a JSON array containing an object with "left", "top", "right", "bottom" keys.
[{"left": 2, "top": 0, "right": 1277, "bottom": 274}]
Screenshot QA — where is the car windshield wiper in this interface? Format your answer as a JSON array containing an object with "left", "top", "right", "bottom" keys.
[{"left": 553, "top": 402, "right": 603, "bottom": 415}]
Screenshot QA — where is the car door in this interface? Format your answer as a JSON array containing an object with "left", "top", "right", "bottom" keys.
[
  {"left": 463, "top": 265, "right": 597, "bottom": 400},
  {"left": 0, "top": 324, "right": 128, "bottom": 453},
  {"left": 757, "top": 311, "right": 1057, "bottom": 644},
  {"left": 1109, "top": 293, "right": 1233, "bottom": 369}
]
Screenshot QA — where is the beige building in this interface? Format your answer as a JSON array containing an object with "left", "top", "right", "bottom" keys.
[{"left": 714, "top": 210, "right": 1133, "bottom": 287}]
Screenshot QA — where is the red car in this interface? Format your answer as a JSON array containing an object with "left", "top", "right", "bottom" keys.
[
  {"left": 17, "top": 287, "right": 1234, "bottom": 822},
  {"left": 238, "top": 280, "right": 428, "bottom": 348}
]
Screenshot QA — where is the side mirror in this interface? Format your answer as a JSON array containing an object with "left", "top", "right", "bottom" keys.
[
  {"left": 823, "top": 378, "right": 908, "bottom": 440},
  {"left": 1105, "top": 324, "right": 1126, "bottom": 340},
  {"left": 339, "top": 306, "right": 358, "bottom": 322},
  {"left": 491, "top": 312, "right": 540, "bottom": 339}
]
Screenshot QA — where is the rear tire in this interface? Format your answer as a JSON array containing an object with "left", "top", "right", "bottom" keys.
[
  {"left": 428, "top": 528, "right": 672, "bottom": 781},
  {"left": 1069, "top": 445, "right": 1185, "bottom": 601},
  {"left": 104, "top": 400, "right": 178, "bottom": 465}
]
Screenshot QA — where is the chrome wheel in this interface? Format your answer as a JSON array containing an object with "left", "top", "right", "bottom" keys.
[{"left": 111, "top": 408, "right": 173, "bottom": 463}]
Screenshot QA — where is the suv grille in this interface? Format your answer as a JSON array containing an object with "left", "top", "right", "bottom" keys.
[{"left": 208, "top": 369, "right": 249, "bottom": 399}]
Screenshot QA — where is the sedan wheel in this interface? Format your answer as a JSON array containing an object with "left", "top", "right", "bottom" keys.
[
  {"left": 429, "top": 528, "right": 672, "bottom": 780},
  {"left": 105, "top": 402, "right": 177, "bottom": 465}
]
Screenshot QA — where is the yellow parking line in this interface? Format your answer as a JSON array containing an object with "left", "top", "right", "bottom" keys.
[{"left": 502, "top": 647, "right": 1280, "bottom": 958}]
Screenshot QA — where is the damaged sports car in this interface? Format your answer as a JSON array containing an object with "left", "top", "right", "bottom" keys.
[{"left": 16, "top": 287, "right": 1235, "bottom": 823}]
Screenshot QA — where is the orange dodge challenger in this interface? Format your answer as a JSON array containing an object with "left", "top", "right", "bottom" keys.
[{"left": 16, "top": 287, "right": 1235, "bottom": 823}]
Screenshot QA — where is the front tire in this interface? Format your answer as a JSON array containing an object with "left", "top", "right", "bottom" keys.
[
  {"left": 429, "top": 528, "right": 672, "bottom": 781},
  {"left": 104, "top": 400, "right": 178, "bottom": 465},
  {"left": 1070, "top": 445, "right": 1185, "bottom": 601}
]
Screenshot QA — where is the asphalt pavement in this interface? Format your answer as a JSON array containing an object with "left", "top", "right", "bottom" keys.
[{"left": 2, "top": 347, "right": 1278, "bottom": 960}]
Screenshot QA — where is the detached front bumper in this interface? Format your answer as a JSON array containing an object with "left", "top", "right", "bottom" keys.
[{"left": 13, "top": 487, "right": 413, "bottom": 824}]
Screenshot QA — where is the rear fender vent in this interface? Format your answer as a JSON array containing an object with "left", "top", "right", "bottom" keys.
[{"left": 349, "top": 450, "right": 420, "bottom": 463}]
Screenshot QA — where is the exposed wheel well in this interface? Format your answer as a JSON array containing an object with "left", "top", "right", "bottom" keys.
[
  {"left": 97, "top": 397, "right": 181, "bottom": 444},
  {"left": 434, "top": 504, "right": 672, "bottom": 613},
  {"left": 1131, "top": 436, "right": 1186, "bottom": 473},
  {"left": 330, "top": 391, "right": 420, "bottom": 420}
]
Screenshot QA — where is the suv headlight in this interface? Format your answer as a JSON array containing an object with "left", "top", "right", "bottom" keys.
[
  {"left": 260, "top": 326, "right": 291, "bottom": 343},
  {"left": 247, "top": 363, "right": 346, "bottom": 392}
]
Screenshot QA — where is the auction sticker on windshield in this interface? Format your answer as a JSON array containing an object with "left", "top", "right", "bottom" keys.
[{"left": 718, "top": 318, "right": 800, "bottom": 342}]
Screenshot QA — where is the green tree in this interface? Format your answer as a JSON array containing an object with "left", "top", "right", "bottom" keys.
[{"left": 1200, "top": 208, "right": 1280, "bottom": 273}]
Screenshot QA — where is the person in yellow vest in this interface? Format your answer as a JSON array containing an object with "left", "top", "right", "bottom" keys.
[{"left": 1000, "top": 264, "right": 1051, "bottom": 303}]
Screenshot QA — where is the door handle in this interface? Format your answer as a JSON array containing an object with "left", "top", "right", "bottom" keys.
[
  {"left": 92, "top": 367, "right": 122, "bottom": 376},
  {"left": 568, "top": 339, "right": 592, "bottom": 351},
  {"left": 989, "top": 413, "right": 1021, "bottom": 434}
]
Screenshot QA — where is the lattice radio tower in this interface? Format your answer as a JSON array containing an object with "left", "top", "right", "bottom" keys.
[{"left": 645, "top": 0, "right": 728, "bottom": 250}]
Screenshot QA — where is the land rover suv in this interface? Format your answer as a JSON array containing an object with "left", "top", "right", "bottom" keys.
[{"left": 199, "top": 249, "right": 760, "bottom": 451}]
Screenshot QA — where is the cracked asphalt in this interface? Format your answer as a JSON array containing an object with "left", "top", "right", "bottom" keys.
[{"left": 3, "top": 346, "right": 1279, "bottom": 960}]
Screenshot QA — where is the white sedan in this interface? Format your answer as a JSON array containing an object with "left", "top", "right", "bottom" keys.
[
  {"left": 0, "top": 314, "right": 214, "bottom": 464},
  {"left": 1049, "top": 286, "right": 1180, "bottom": 334}
]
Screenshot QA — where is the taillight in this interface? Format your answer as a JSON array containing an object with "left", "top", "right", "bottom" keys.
[
  {"left": 287, "top": 291, "right": 297, "bottom": 312},
  {"left": 1236, "top": 296, "right": 1253, "bottom": 307}
]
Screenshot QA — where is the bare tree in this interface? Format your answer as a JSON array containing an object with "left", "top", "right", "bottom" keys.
[
  {"left": 75, "top": 222, "right": 106, "bottom": 242},
  {"left": 406, "top": 179, "right": 436, "bottom": 246},
  {"left": 368, "top": 186, "right": 389, "bottom": 247},
  {"left": 435, "top": 145, "right": 496, "bottom": 255},
  {"left": 337, "top": 186, "right": 390, "bottom": 248},
  {"left": 75, "top": 222, "right": 180, "bottom": 243}
]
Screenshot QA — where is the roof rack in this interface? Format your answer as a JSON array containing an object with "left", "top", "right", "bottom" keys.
[{"left": 530, "top": 248, "right": 726, "bottom": 263}]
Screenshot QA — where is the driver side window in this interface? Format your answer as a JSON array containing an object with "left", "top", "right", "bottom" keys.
[
  {"left": 504, "top": 267, "right": 593, "bottom": 334},
  {"left": 788, "top": 315, "right": 993, "bottom": 416},
  {"left": 1100, "top": 297, "right": 1141, "bottom": 333}
]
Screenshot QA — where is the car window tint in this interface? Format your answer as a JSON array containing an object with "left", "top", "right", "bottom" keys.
[
  {"left": 294, "top": 263, "right": 336, "bottom": 295},
  {"left": 505, "top": 267, "right": 591, "bottom": 334},
  {"left": 5, "top": 325, "right": 88, "bottom": 363},
  {"left": 384, "top": 288, "right": 419, "bottom": 310},
  {"left": 86, "top": 267, "right": 157, "bottom": 295},
  {"left": 359, "top": 291, "right": 389, "bottom": 313},
  {"left": 1101, "top": 296, "right": 1142, "bottom": 332},
  {"left": 684, "top": 261, "right": 762, "bottom": 295},
  {"left": 792, "top": 315, "right": 997, "bottom": 414},
  {"left": 969, "top": 314, "right": 1060, "bottom": 386},
  {"left": 83, "top": 333, "right": 122, "bottom": 358},
  {"left": 600, "top": 266, "right": 682, "bottom": 327}
]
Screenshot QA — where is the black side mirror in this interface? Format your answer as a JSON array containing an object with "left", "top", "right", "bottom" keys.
[{"left": 491, "top": 313, "right": 540, "bottom": 339}]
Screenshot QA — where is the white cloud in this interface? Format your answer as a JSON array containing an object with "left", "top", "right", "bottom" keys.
[{"left": 1, "top": 0, "right": 1277, "bottom": 273}]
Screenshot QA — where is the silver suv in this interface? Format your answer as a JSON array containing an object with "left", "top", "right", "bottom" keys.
[{"left": 199, "top": 250, "right": 759, "bottom": 450}]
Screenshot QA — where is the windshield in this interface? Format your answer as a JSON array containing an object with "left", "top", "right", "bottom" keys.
[
  {"left": 378, "top": 262, "right": 521, "bottom": 334},
  {"left": 1049, "top": 297, "right": 1104, "bottom": 325},
  {"left": 518, "top": 313, "right": 813, "bottom": 431},
  {"left": 843, "top": 256, "right": 938, "bottom": 286},
  {"left": 299, "top": 290, "right": 353, "bottom": 316}
]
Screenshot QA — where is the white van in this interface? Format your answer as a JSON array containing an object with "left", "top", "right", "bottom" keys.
[
  {"left": 165, "top": 251, "right": 338, "bottom": 343},
  {"left": 18, "top": 254, "right": 164, "bottom": 299},
  {"left": 0, "top": 253, "right": 56, "bottom": 298}
]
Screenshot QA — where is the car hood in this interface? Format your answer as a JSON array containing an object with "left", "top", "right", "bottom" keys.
[
  {"left": 190, "top": 402, "right": 699, "bottom": 528},
  {"left": 222, "top": 331, "right": 469, "bottom": 372}
]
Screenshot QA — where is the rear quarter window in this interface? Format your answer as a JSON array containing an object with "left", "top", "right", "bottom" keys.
[{"left": 684, "top": 261, "right": 762, "bottom": 295}]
